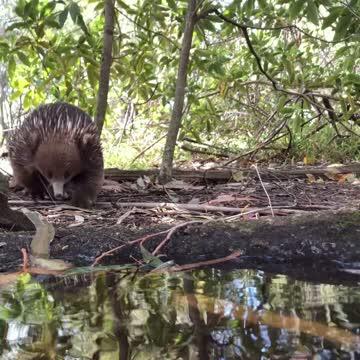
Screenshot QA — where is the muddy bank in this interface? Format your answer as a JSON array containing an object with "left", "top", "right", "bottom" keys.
[{"left": 0, "top": 210, "right": 359, "bottom": 281}]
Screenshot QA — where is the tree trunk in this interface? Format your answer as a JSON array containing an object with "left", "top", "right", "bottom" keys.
[
  {"left": 158, "top": 0, "right": 198, "bottom": 184},
  {"left": 95, "top": 0, "right": 115, "bottom": 135}
]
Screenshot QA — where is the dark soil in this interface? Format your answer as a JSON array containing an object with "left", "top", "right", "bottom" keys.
[{"left": 1, "top": 167, "right": 360, "bottom": 284}]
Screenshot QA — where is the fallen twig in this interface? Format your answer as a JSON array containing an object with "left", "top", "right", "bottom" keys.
[
  {"left": 8, "top": 200, "right": 283, "bottom": 213},
  {"left": 252, "top": 164, "right": 274, "bottom": 217},
  {"left": 116, "top": 208, "right": 137, "bottom": 225},
  {"left": 92, "top": 229, "right": 170, "bottom": 266},
  {"left": 160, "top": 249, "right": 243, "bottom": 272},
  {"left": 152, "top": 221, "right": 200, "bottom": 256},
  {"left": 21, "top": 248, "right": 29, "bottom": 273}
]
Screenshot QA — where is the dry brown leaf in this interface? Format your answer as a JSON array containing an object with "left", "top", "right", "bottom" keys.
[
  {"left": 102, "top": 179, "right": 126, "bottom": 192},
  {"left": 339, "top": 173, "right": 357, "bottom": 184},
  {"left": 163, "top": 179, "right": 196, "bottom": 190},
  {"left": 326, "top": 163, "right": 344, "bottom": 169},
  {"left": 117, "top": 209, "right": 136, "bottom": 224},
  {"left": 187, "top": 197, "right": 200, "bottom": 204},
  {"left": 306, "top": 174, "right": 316, "bottom": 183},
  {"left": 207, "top": 194, "right": 253, "bottom": 205},
  {"left": 136, "top": 175, "right": 152, "bottom": 189},
  {"left": 324, "top": 172, "right": 341, "bottom": 181},
  {"left": 22, "top": 209, "right": 55, "bottom": 258},
  {"left": 29, "top": 257, "right": 72, "bottom": 271},
  {"left": 233, "top": 171, "right": 246, "bottom": 182},
  {"left": 68, "top": 214, "right": 85, "bottom": 228}
]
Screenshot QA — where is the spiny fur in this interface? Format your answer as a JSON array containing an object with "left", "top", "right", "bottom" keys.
[
  {"left": 8, "top": 102, "right": 104, "bottom": 208},
  {"left": 9, "top": 103, "right": 101, "bottom": 161}
]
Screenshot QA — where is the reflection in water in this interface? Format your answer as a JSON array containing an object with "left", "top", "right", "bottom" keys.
[{"left": 0, "top": 269, "right": 360, "bottom": 359}]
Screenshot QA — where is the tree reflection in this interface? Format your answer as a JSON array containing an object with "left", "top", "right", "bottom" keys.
[{"left": 0, "top": 269, "right": 359, "bottom": 359}]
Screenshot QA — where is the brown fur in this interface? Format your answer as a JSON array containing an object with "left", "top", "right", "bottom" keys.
[{"left": 8, "top": 103, "right": 104, "bottom": 208}]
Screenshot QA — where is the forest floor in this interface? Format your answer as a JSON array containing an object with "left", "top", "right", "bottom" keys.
[{"left": 1, "top": 163, "right": 360, "bottom": 283}]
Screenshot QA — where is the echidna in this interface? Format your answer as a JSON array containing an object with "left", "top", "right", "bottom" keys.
[{"left": 8, "top": 102, "right": 104, "bottom": 208}]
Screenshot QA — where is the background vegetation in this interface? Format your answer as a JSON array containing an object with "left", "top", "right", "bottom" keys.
[{"left": 0, "top": 0, "right": 359, "bottom": 169}]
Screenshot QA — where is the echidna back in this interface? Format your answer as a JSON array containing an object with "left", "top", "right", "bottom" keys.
[
  {"left": 8, "top": 102, "right": 100, "bottom": 167},
  {"left": 22, "top": 102, "right": 96, "bottom": 139}
]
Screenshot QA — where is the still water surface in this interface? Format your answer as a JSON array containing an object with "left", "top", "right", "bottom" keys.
[{"left": 0, "top": 269, "right": 360, "bottom": 359}]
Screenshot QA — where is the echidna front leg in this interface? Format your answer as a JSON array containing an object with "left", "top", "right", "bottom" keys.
[
  {"left": 68, "top": 171, "right": 103, "bottom": 208},
  {"left": 11, "top": 164, "right": 47, "bottom": 199}
]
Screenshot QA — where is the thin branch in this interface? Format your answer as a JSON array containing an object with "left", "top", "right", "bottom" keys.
[
  {"left": 322, "top": 97, "right": 341, "bottom": 136},
  {"left": 207, "top": 8, "right": 354, "bottom": 44},
  {"left": 152, "top": 221, "right": 200, "bottom": 255},
  {"left": 223, "top": 115, "right": 290, "bottom": 165},
  {"left": 133, "top": 83, "right": 159, "bottom": 106},
  {"left": 130, "top": 133, "right": 167, "bottom": 164},
  {"left": 166, "top": 250, "right": 242, "bottom": 272},
  {"left": 92, "top": 229, "right": 170, "bottom": 266},
  {"left": 340, "top": 1, "right": 360, "bottom": 20},
  {"left": 213, "top": 9, "right": 278, "bottom": 89},
  {"left": 114, "top": 7, "right": 180, "bottom": 49}
]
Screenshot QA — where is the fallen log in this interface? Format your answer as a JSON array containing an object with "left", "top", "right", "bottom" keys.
[{"left": 104, "top": 163, "right": 360, "bottom": 183}]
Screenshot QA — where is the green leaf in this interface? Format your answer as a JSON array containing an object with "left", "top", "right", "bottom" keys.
[
  {"left": 94, "top": 2, "right": 104, "bottom": 11},
  {"left": 322, "top": 9, "right": 341, "bottom": 29},
  {"left": 69, "top": 1, "right": 80, "bottom": 22},
  {"left": 17, "top": 51, "right": 30, "bottom": 66},
  {"left": 200, "top": 19, "right": 217, "bottom": 32},
  {"left": 166, "top": 0, "right": 177, "bottom": 11},
  {"left": 335, "top": 45, "right": 349, "bottom": 57},
  {"left": 243, "top": 0, "right": 255, "bottom": 15},
  {"left": 24, "top": 0, "right": 39, "bottom": 20},
  {"left": 8, "top": 55, "right": 16, "bottom": 79},
  {"left": 0, "top": 42, "right": 9, "bottom": 60},
  {"left": 40, "top": 1, "right": 56, "bottom": 16},
  {"left": 23, "top": 91, "right": 32, "bottom": 109},
  {"left": 87, "top": 64, "right": 98, "bottom": 89},
  {"left": 14, "top": 0, "right": 26, "bottom": 17},
  {"left": 6, "top": 21, "right": 28, "bottom": 32},
  {"left": 44, "top": 18, "right": 61, "bottom": 28},
  {"left": 116, "top": 0, "right": 132, "bottom": 12},
  {"left": 333, "top": 14, "right": 352, "bottom": 41},
  {"left": 58, "top": 7, "right": 68, "bottom": 27},
  {"left": 76, "top": 14, "right": 89, "bottom": 34},
  {"left": 34, "top": 23, "right": 45, "bottom": 38},
  {"left": 277, "top": 95, "right": 288, "bottom": 112},
  {"left": 345, "top": 73, "right": 360, "bottom": 85},
  {"left": 68, "top": 2, "right": 88, "bottom": 34},
  {"left": 306, "top": 0, "right": 319, "bottom": 25},
  {"left": 140, "top": 245, "right": 164, "bottom": 267},
  {"left": 283, "top": 58, "right": 294, "bottom": 82},
  {"left": 0, "top": 304, "right": 20, "bottom": 320},
  {"left": 288, "top": 0, "right": 303, "bottom": 19},
  {"left": 258, "top": 0, "right": 267, "bottom": 9},
  {"left": 292, "top": 114, "right": 302, "bottom": 133}
]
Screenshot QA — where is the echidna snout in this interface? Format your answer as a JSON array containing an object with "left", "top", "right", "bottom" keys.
[{"left": 52, "top": 181, "right": 65, "bottom": 199}]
